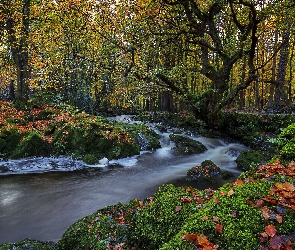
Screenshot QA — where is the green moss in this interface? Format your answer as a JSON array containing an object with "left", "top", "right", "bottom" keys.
[
  {"left": 0, "top": 239, "right": 55, "bottom": 250},
  {"left": 83, "top": 154, "right": 98, "bottom": 165},
  {"left": 236, "top": 149, "right": 271, "bottom": 170},
  {"left": 12, "top": 131, "right": 49, "bottom": 159},
  {"left": 127, "top": 184, "right": 203, "bottom": 250},
  {"left": 187, "top": 160, "right": 220, "bottom": 182},
  {"left": 169, "top": 134, "right": 207, "bottom": 155},
  {"left": 161, "top": 181, "right": 274, "bottom": 250},
  {"left": 55, "top": 203, "right": 134, "bottom": 250},
  {"left": 37, "top": 109, "right": 56, "bottom": 120},
  {"left": 0, "top": 129, "right": 22, "bottom": 158}
]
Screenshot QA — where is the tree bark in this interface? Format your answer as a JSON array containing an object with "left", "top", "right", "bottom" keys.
[
  {"left": 273, "top": 31, "right": 291, "bottom": 111},
  {"left": 5, "top": 0, "right": 31, "bottom": 101}
]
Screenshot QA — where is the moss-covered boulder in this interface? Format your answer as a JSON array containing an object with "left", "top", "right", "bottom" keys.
[
  {"left": 55, "top": 202, "right": 135, "bottom": 250},
  {"left": 114, "top": 122, "right": 161, "bottom": 151},
  {"left": 0, "top": 129, "right": 22, "bottom": 158},
  {"left": 0, "top": 239, "right": 55, "bottom": 250},
  {"left": 12, "top": 131, "right": 49, "bottom": 158},
  {"left": 82, "top": 154, "right": 99, "bottom": 165},
  {"left": 187, "top": 160, "right": 220, "bottom": 182},
  {"left": 169, "top": 134, "right": 207, "bottom": 155},
  {"left": 52, "top": 119, "right": 141, "bottom": 160},
  {"left": 126, "top": 185, "right": 215, "bottom": 250},
  {"left": 236, "top": 149, "right": 272, "bottom": 170},
  {"left": 269, "top": 122, "right": 295, "bottom": 163}
]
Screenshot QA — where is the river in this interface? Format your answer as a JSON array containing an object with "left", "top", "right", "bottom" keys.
[{"left": 0, "top": 125, "right": 247, "bottom": 244}]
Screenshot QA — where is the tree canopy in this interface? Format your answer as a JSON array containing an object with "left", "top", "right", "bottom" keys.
[{"left": 0, "top": 0, "right": 295, "bottom": 126}]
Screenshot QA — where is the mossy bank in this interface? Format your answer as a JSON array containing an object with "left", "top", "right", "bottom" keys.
[{"left": 0, "top": 101, "right": 160, "bottom": 165}]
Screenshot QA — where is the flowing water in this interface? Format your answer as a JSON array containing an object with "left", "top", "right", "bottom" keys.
[{"left": 0, "top": 120, "right": 248, "bottom": 244}]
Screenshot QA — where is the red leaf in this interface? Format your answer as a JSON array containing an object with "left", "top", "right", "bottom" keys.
[
  {"left": 270, "top": 235, "right": 282, "bottom": 250},
  {"left": 255, "top": 199, "right": 264, "bottom": 208},
  {"left": 181, "top": 197, "right": 192, "bottom": 203},
  {"left": 260, "top": 232, "right": 269, "bottom": 242},
  {"left": 214, "top": 198, "right": 219, "bottom": 204},
  {"left": 265, "top": 224, "right": 277, "bottom": 237},
  {"left": 215, "top": 224, "right": 223, "bottom": 234}
]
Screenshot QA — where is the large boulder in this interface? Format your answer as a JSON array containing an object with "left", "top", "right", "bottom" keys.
[{"left": 169, "top": 134, "right": 207, "bottom": 155}]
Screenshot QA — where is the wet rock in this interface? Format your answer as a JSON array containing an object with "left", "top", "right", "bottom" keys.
[
  {"left": 222, "top": 171, "right": 234, "bottom": 179},
  {"left": 187, "top": 160, "right": 220, "bottom": 182},
  {"left": 0, "top": 165, "right": 9, "bottom": 173},
  {"left": 169, "top": 134, "right": 207, "bottom": 155}
]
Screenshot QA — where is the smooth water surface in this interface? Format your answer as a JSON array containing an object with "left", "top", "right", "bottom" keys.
[{"left": 0, "top": 134, "right": 247, "bottom": 244}]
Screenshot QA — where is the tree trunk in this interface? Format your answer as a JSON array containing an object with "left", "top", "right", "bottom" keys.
[
  {"left": 5, "top": 0, "right": 31, "bottom": 101},
  {"left": 273, "top": 31, "right": 291, "bottom": 111}
]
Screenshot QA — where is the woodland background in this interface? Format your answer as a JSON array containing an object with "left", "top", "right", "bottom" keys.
[{"left": 0, "top": 0, "right": 295, "bottom": 126}]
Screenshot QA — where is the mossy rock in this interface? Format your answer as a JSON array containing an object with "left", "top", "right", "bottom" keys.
[
  {"left": 37, "top": 109, "right": 56, "bottom": 120},
  {"left": 0, "top": 238, "right": 55, "bottom": 250},
  {"left": 127, "top": 184, "right": 206, "bottom": 250},
  {"left": 55, "top": 202, "right": 134, "bottom": 250},
  {"left": 12, "top": 131, "right": 49, "bottom": 159},
  {"left": 160, "top": 181, "right": 277, "bottom": 250},
  {"left": 0, "top": 129, "right": 22, "bottom": 158},
  {"left": 169, "top": 134, "right": 207, "bottom": 155},
  {"left": 187, "top": 160, "right": 220, "bottom": 182},
  {"left": 222, "top": 171, "right": 234, "bottom": 179},
  {"left": 0, "top": 138, "right": 6, "bottom": 152},
  {"left": 83, "top": 154, "right": 98, "bottom": 165},
  {"left": 235, "top": 149, "right": 272, "bottom": 171}
]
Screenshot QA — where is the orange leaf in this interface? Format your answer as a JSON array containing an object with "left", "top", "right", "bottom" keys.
[
  {"left": 182, "top": 233, "right": 198, "bottom": 245},
  {"left": 261, "top": 206, "right": 271, "bottom": 220},
  {"left": 233, "top": 179, "right": 243, "bottom": 186},
  {"left": 265, "top": 224, "right": 277, "bottom": 237}
]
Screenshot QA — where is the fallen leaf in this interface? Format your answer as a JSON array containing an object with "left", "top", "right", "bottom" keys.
[
  {"left": 260, "top": 232, "right": 269, "bottom": 242},
  {"left": 265, "top": 224, "right": 277, "bottom": 237},
  {"left": 182, "top": 233, "right": 198, "bottom": 245},
  {"left": 275, "top": 214, "right": 283, "bottom": 223},
  {"left": 215, "top": 224, "right": 223, "bottom": 234},
  {"left": 181, "top": 197, "right": 192, "bottom": 203},
  {"left": 202, "top": 216, "right": 208, "bottom": 221},
  {"left": 212, "top": 216, "right": 219, "bottom": 222},
  {"left": 255, "top": 199, "right": 264, "bottom": 208},
  {"left": 227, "top": 189, "right": 234, "bottom": 196},
  {"left": 175, "top": 206, "right": 182, "bottom": 212},
  {"left": 261, "top": 206, "right": 271, "bottom": 220},
  {"left": 270, "top": 235, "right": 282, "bottom": 250},
  {"left": 233, "top": 179, "right": 243, "bottom": 186}
]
